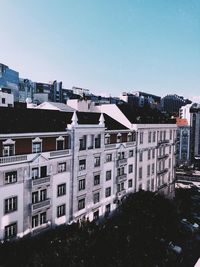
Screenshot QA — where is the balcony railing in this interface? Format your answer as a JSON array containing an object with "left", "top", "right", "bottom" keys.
[
  {"left": 157, "top": 168, "right": 168, "bottom": 175},
  {"left": 116, "top": 174, "right": 127, "bottom": 183},
  {"left": 32, "top": 176, "right": 50, "bottom": 187},
  {"left": 158, "top": 154, "right": 169, "bottom": 160},
  {"left": 117, "top": 158, "right": 127, "bottom": 167},
  {"left": 32, "top": 199, "right": 51, "bottom": 212},
  {"left": 49, "top": 149, "right": 70, "bottom": 158},
  {"left": 158, "top": 183, "right": 168, "bottom": 190},
  {"left": 158, "top": 140, "right": 170, "bottom": 145},
  {"left": 105, "top": 143, "right": 116, "bottom": 149},
  {"left": 116, "top": 189, "right": 126, "bottom": 198},
  {"left": 126, "top": 141, "right": 136, "bottom": 147},
  {"left": 0, "top": 155, "right": 27, "bottom": 165}
]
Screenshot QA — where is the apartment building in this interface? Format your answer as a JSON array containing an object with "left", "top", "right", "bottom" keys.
[
  {"left": 0, "top": 107, "right": 72, "bottom": 240},
  {"left": 0, "top": 101, "right": 177, "bottom": 240},
  {"left": 96, "top": 102, "right": 177, "bottom": 197}
]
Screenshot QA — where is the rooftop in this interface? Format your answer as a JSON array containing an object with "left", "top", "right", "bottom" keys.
[{"left": 117, "top": 103, "right": 175, "bottom": 124}]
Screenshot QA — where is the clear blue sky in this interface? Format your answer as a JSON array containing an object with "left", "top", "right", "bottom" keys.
[{"left": 1, "top": 0, "right": 200, "bottom": 98}]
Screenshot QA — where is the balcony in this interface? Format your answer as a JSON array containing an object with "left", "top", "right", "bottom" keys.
[
  {"left": 32, "top": 199, "right": 51, "bottom": 212},
  {"left": 157, "top": 168, "right": 168, "bottom": 175},
  {"left": 116, "top": 189, "right": 126, "bottom": 198},
  {"left": 0, "top": 154, "right": 27, "bottom": 165},
  {"left": 49, "top": 149, "right": 70, "bottom": 158},
  {"left": 32, "top": 176, "right": 50, "bottom": 187},
  {"left": 158, "top": 140, "right": 170, "bottom": 146},
  {"left": 158, "top": 183, "right": 168, "bottom": 190},
  {"left": 158, "top": 154, "right": 169, "bottom": 160},
  {"left": 117, "top": 158, "right": 127, "bottom": 167},
  {"left": 126, "top": 141, "right": 136, "bottom": 147},
  {"left": 105, "top": 143, "right": 116, "bottom": 149},
  {"left": 116, "top": 174, "right": 127, "bottom": 183}
]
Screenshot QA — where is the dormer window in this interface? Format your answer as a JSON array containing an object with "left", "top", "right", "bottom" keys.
[
  {"left": 127, "top": 132, "right": 133, "bottom": 142},
  {"left": 56, "top": 136, "right": 64, "bottom": 150},
  {"left": 32, "top": 137, "right": 42, "bottom": 153},
  {"left": 105, "top": 134, "right": 110, "bottom": 145},
  {"left": 3, "top": 139, "right": 15, "bottom": 157},
  {"left": 117, "top": 133, "right": 122, "bottom": 143}
]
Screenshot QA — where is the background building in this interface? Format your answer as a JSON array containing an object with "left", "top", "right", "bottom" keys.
[
  {"left": 0, "top": 63, "right": 19, "bottom": 101},
  {"left": 161, "top": 94, "right": 191, "bottom": 116}
]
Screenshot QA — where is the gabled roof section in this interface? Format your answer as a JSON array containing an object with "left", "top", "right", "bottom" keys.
[
  {"left": 76, "top": 112, "right": 128, "bottom": 130},
  {"left": 36, "top": 102, "right": 75, "bottom": 112},
  {"left": 117, "top": 103, "right": 175, "bottom": 124}
]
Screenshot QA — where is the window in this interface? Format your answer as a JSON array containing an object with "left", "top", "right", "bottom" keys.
[
  {"left": 78, "top": 179, "right": 85, "bottom": 191},
  {"left": 128, "top": 179, "right": 133, "bottom": 188},
  {"left": 147, "top": 180, "right": 150, "bottom": 191},
  {"left": 128, "top": 132, "right": 133, "bottom": 142},
  {"left": 139, "top": 167, "right": 142, "bottom": 180},
  {"left": 32, "top": 215, "right": 39, "bottom": 228},
  {"left": 106, "top": 153, "right": 112, "bottom": 162},
  {"left": 40, "top": 166, "right": 47, "bottom": 178},
  {"left": 57, "top": 183, "right": 66, "bottom": 197},
  {"left": 40, "top": 189, "right": 47, "bottom": 201},
  {"left": 129, "top": 150, "right": 134, "bottom": 157},
  {"left": 95, "top": 134, "right": 101, "bottom": 148},
  {"left": 79, "top": 159, "right": 86, "bottom": 171},
  {"left": 57, "top": 204, "right": 66, "bottom": 217},
  {"left": 148, "top": 150, "right": 151, "bottom": 160},
  {"left": 147, "top": 165, "right": 150, "bottom": 176},
  {"left": 4, "top": 223, "right": 17, "bottom": 239},
  {"left": 32, "top": 212, "right": 47, "bottom": 228},
  {"left": 2, "top": 97, "right": 5, "bottom": 104},
  {"left": 5, "top": 196, "right": 17, "bottom": 214},
  {"left": 118, "top": 151, "right": 125, "bottom": 160},
  {"left": 32, "top": 142, "right": 41, "bottom": 153},
  {"left": 105, "top": 204, "right": 111, "bottom": 215},
  {"left": 3, "top": 144, "right": 15, "bottom": 157},
  {"left": 152, "top": 149, "right": 155, "bottom": 159},
  {"left": 164, "top": 131, "right": 166, "bottom": 140},
  {"left": 94, "top": 156, "right": 100, "bottom": 167},
  {"left": 106, "top": 170, "right": 112, "bottom": 181},
  {"left": 105, "top": 134, "right": 110, "bottom": 145},
  {"left": 117, "top": 167, "right": 125, "bottom": 176},
  {"left": 93, "top": 192, "right": 100, "bottom": 204},
  {"left": 79, "top": 135, "right": 87, "bottom": 150},
  {"left": 117, "top": 182, "right": 124, "bottom": 192},
  {"left": 151, "top": 179, "right": 154, "bottom": 191},
  {"left": 169, "top": 158, "right": 171, "bottom": 168},
  {"left": 105, "top": 187, "right": 111, "bottom": 197},
  {"left": 153, "top": 131, "right": 156, "bottom": 142},
  {"left": 139, "top": 151, "right": 143, "bottom": 162},
  {"left": 117, "top": 133, "right": 122, "bottom": 143},
  {"left": 32, "top": 167, "right": 39, "bottom": 179},
  {"left": 78, "top": 198, "right": 85, "bottom": 210},
  {"left": 170, "top": 130, "right": 172, "bottom": 140},
  {"left": 40, "top": 212, "right": 47, "bottom": 224},
  {"left": 139, "top": 132, "right": 143, "bottom": 144},
  {"left": 58, "top": 162, "right": 66, "bottom": 173},
  {"left": 128, "top": 164, "right": 133, "bottom": 173},
  {"left": 93, "top": 210, "right": 99, "bottom": 220},
  {"left": 5, "top": 171, "right": 17, "bottom": 184},
  {"left": 57, "top": 137, "right": 64, "bottom": 150},
  {"left": 169, "top": 146, "right": 171, "bottom": 154},
  {"left": 148, "top": 132, "right": 152, "bottom": 143},
  {"left": 152, "top": 163, "right": 155, "bottom": 174},
  {"left": 94, "top": 174, "right": 100, "bottom": 186}
]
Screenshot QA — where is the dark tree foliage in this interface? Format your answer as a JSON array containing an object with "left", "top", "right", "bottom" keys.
[{"left": 0, "top": 191, "right": 180, "bottom": 267}]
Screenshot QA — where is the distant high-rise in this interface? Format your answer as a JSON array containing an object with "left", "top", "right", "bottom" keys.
[
  {"left": 190, "top": 103, "right": 200, "bottom": 168},
  {"left": 161, "top": 94, "right": 191, "bottom": 115},
  {"left": 0, "top": 63, "right": 19, "bottom": 101}
]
